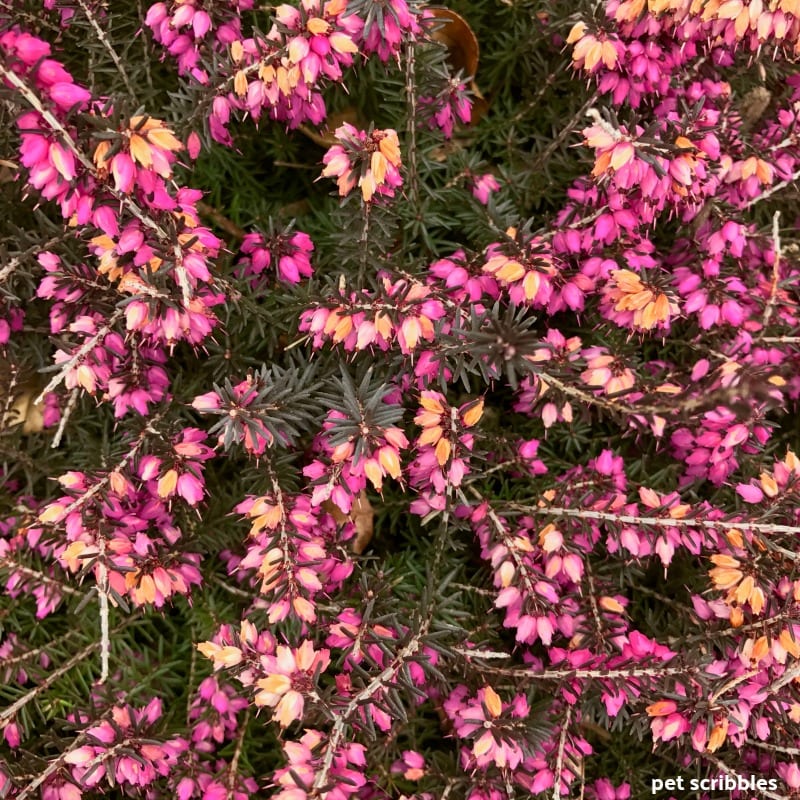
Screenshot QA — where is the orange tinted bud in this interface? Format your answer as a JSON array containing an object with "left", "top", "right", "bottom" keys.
[
  {"left": 668, "top": 504, "right": 691, "bottom": 519},
  {"left": 460, "top": 399, "right": 484, "bottom": 427},
  {"left": 709, "top": 567, "right": 743, "bottom": 590},
  {"left": 419, "top": 394, "right": 445, "bottom": 414},
  {"left": 39, "top": 503, "right": 66, "bottom": 524},
  {"left": 599, "top": 596, "right": 625, "bottom": 614},
  {"left": 93, "top": 140, "right": 112, "bottom": 169},
  {"left": 435, "top": 437, "right": 452, "bottom": 466},
  {"left": 292, "top": 596, "right": 316, "bottom": 623},
  {"left": 129, "top": 134, "right": 153, "bottom": 168},
  {"left": 378, "top": 132, "right": 401, "bottom": 166},
  {"left": 706, "top": 718, "right": 728, "bottom": 752},
  {"left": 538, "top": 523, "right": 562, "bottom": 553},
  {"left": 733, "top": 574, "right": 754, "bottom": 605},
  {"left": 378, "top": 446, "right": 402, "bottom": 479},
  {"left": 147, "top": 127, "right": 183, "bottom": 152},
  {"left": 780, "top": 629, "right": 800, "bottom": 658},
  {"left": 234, "top": 69, "right": 248, "bottom": 97},
  {"left": 495, "top": 259, "right": 526, "bottom": 283},
  {"left": 307, "top": 17, "right": 330, "bottom": 34},
  {"left": 610, "top": 142, "right": 635, "bottom": 171},
  {"left": 646, "top": 700, "right": 677, "bottom": 717},
  {"left": 329, "top": 32, "right": 358, "bottom": 55},
  {"left": 76, "top": 364, "right": 97, "bottom": 394},
  {"left": 417, "top": 425, "right": 443, "bottom": 447},
  {"left": 710, "top": 554, "right": 740, "bottom": 569},
  {"left": 749, "top": 586, "right": 765, "bottom": 615},
  {"left": 363, "top": 458, "right": 383, "bottom": 491},
  {"left": 108, "top": 471, "right": 129, "bottom": 496},
  {"left": 760, "top": 472, "right": 779, "bottom": 498},
  {"left": 483, "top": 685, "right": 502, "bottom": 718},
  {"left": 725, "top": 528, "right": 744, "bottom": 548},
  {"left": 157, "top": 468, "right": 179, "bottom": 498},
  {"left": 371, "top": 150, "right": 387, "bottom": 184},
  {"left": 751, "top": 635, "right": 770, "bottom": 663},
  {"left": 566, "top": 21, "right": 587, "bottom": 43},
  {"left": 197, "top": 642, "right": 243, "bottom": 668},
  {"left": 498, "top": 560, "right": 515, "bottom": 587}
]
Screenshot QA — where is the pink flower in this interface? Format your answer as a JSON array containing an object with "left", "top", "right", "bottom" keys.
[
  {"left": 471, "top": 173, "right": 500, "bottom": 204},
  {"left": 254, "top": 640, "right": 331, "bottom": 727}
]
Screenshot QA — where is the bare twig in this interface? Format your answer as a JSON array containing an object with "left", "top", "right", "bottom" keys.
[
  {"left": 97, "top": 537, "right": 110, "bottom": 684},
  {"left": 35, "top": 310, "right": 124, "bottom": 405},
  {"left": 0, "top": 557, "right": 81, "bottom": 597},
  {"left": 761, "top": 210, "right": 782, "bottom": 331},
  {"left": 0, "top": 256, "right": 20, "bottom": 285},
  {"left": 40, "top": 413, "right": 163, "bottom": 525},
  {"left": 76, "top": 0, "right": 136, "bottom": 98},
  {"left": 744, "top": 168, "right": 800, "bottom": 209},
  {"left": 404, "top": 38, "right": 419, "bottom": 212},
  {"left": 196, "top": 200, "right": 247, "bottom": 241},
  {"left": 452, "top": 648, "right": 692, "bottom": 681},
  {"left": 508, "top": 501, "right": 800, "bottom": 539},
  {"left": 227, "top": 706, "right": 251, "bottom": 799},
  {"left": 50, "top": 387, "right": 79, "bottom": 449},
  {"left": 15, "top": 729, "right": 93, "bottom": 800},
  {"left": 528, "top": 91, "right": 599, "bottom": 173},
  {"left": 0, "top": 641, "right": 100, "bottom": 723},
  {"left": 0, "top": 628, "right": 81, "bottom": 671},
  {"left": 311, "top": 629, "right": 428, "bottom": 795},
  {"left": 552, "top": 706, "right": 572, "bottom": 800}
]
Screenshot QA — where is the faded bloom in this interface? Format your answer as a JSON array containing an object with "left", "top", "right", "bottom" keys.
[{"left": 321, "top": 123, "right": 402, "bottom": 201}]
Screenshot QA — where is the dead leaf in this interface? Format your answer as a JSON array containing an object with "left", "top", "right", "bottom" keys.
[
  {"left": 323, "top": 489, "right": 375, "bottom": 554},
  {"left": 0, "top": 365, "right": 45, "bottom": 435},
  {"left": 428, "top": 8, "right": 479, "bottom": 77}
]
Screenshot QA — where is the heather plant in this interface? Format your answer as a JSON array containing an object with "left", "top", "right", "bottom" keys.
[{"left": 4, "top": 1, "right": 800, "bottom": 799}]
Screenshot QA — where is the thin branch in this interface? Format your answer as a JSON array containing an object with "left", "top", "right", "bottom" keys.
[
  {"left": 50, "top": 387, "right": 79, "bottom": 449},
  {"left": 196, "top": 200, "right": 247, "bottom": 241},
  {"left": 0, "top": 641, "right": 100, "bottom": 723},
  {"left": 0, "top": 557, "right": 81, "bottom": 597},
  {"left": 528, "top": 91, "right": 599, "bottom": 173},
  {"left": 40, "top": 412, "right": 163, "bottom": 524},
  {"left": 227, "top": 706, "right": 251, "bottom": 799},
  {"left": 35, "top": 309, "right": 124, "bottom": 405},
  {"left": 552, "top": 706, "right": 572, "bottom": 800},
  {"left": 765, "top": 659, "right": 800, "bottom": 695},
  {"left": 0, "top": 619, "right": 135, "bottom": 727},
  {"left": 451, "top": 649, "right": 693, "bottom": 681},
  {"left": 404, "top": 38, "right": 419, "bottom": 212},
  {"left": 0, "top": 255, "right": 20, "bottom": 285},
  {"left": 709, "top": 667, "right": 760, "bottom": 704},
  {"left": 761, "top": 210, "right": 782, "bottom": 331},
  {"left": 15, "top": 729, "right": 93, "bottom": 800},
  {"left": 358, "top": 202, "right": 371, "bottom": 284},
  {"left": 76, "top": 0, "right": 136, "bottom": 98},
  {"left": 0, "top": 627, "right": 82, "bottom": 671},
  {"left": 97, "top": 537, "right": 110, "bottom": 684},
  {"left": 746, "top": 739, "right": 800, "bottom": 757},
  {"left": 311, "top": 630, "right": 428, "bottom": 795},
  {"left": 507, "top": 501, "right": 800, "bottom": 539},
  {"left": 744, "top": 168, "right": 800, "bottom": 209}
]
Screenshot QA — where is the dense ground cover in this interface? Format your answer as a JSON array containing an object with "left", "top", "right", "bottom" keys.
[{"left": 4, "top": 0, "right": 800, "bottom": 798}]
